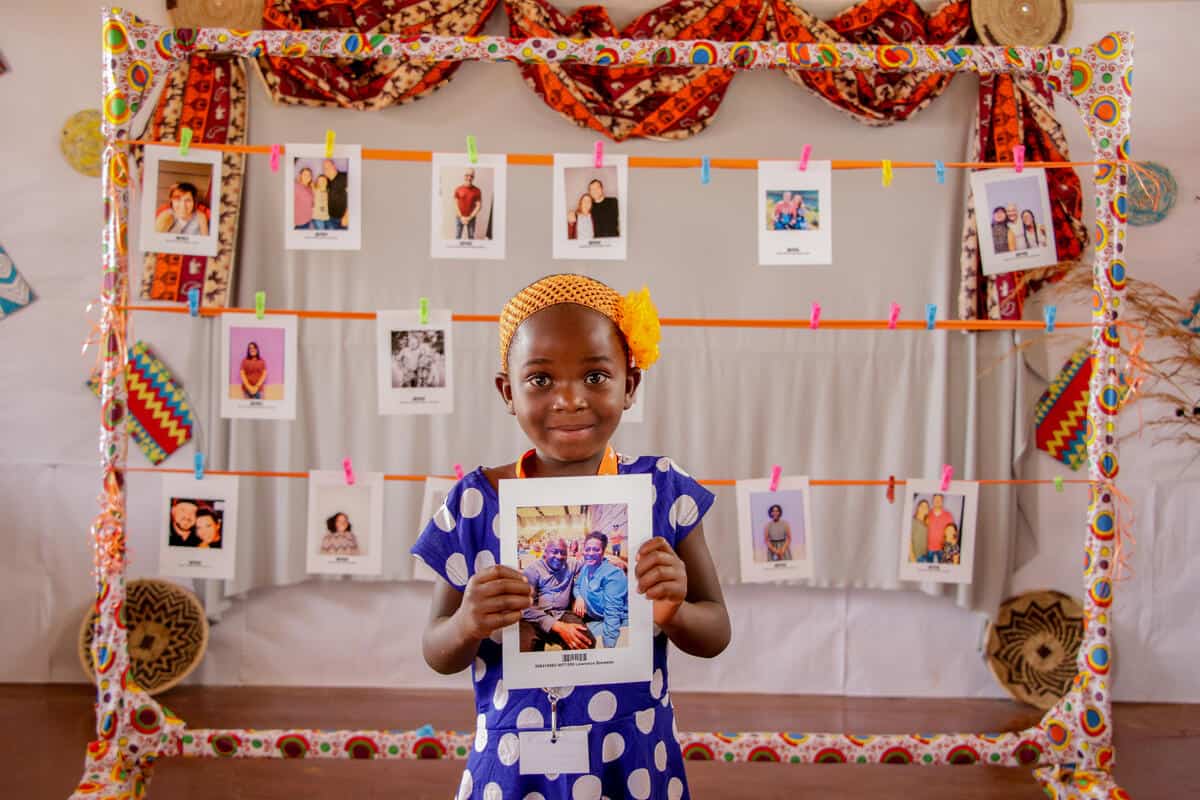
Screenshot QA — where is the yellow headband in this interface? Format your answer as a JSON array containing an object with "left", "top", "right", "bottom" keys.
[{"left": 498, "top": 274, "right": 660, "bottom": 372}]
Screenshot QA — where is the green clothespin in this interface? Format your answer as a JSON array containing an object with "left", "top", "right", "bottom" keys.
[
  {"left": 466, "top": 135, "right": 478, "bottom": 165},
  {"left": 179, "top": 127, "right": 193, "bottom": 157},
  {"left": 255, "top": 291, "right": 266, "bottom": 320},
  {"left": 1053, "top": 476, "right": 1064, "bottom": 493},
  {"left": 419, "top": 297, "right": 429, "bottom": 325}
]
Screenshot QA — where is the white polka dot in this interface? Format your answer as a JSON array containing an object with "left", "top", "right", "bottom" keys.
[
  {"left": 601, "top": 731, "right": 625, "bottom": 762},
  {"left": 434, "top": 504, "right": 456, "bottom": 532},
  {"left": 492, "top": 680, "right": 508, "bottom": 710},
  {"left": 654, "top": 740, "right": 667, "bottom": 771},
  {"left": 553, "top": 685, "right": 574, "bottom": 699},
  {"left": 651, "top": 483, "right": 657, "bottom": 506},
  {"left": 524, "top": 794, "right": 545, "bottom": 800},
  {"left": 656, "top": 457, "right": 671, "bottom": 472},
  {"left": 649, "top": 669, "right": 664, "bottom": 699},
  {"left": 497, "top": 733, "right": 520, "bottom": 766},
  {"left": 474, "top": 714, "right": 488, "bottom": 752},
  {"left": 572, "top": 775, "right": 602, "bottom": 800},
  {"left": 474, "top": 657, "right": 486, "bottom": 682},
  {"left": 667, "top": 777, "right": 684, "bottom": 800},
  {"left": 461, "top": 487, "right": 484, "bottom": 518},
  {"left": 446, "top": 553, "right": 469, "bottom": 587},
  {"left": 484, "top": 782, "right": 504, "bottom": 800},
  {"left": 475, "top": 549, "right": 496, "bottom": 574},
  {"left": 661, "top": 691, "right": 670, "bottom": 708},
  {"left": 545, "top": 774, "right": 559, "bottom": 782},
  {"left": 669, "top": 495, "right": 699, "bottom": 530},
  {"left": 669, "top": 460, "right": 691, "bottom": 477},
  {"left": 457, "top": 769, "right": 473, "bottom": 800},
  {"left": 618, "top": 452, "right": 636, "bottom": 465},
  {"left": 491, "top": 514, "right": 500, "bottom": 538},
  {"left": 517, "top": 707, "right": 544, "bottom": 729},
  {"left": 587, "top": 690, "right": 617, "bottom": 722},
  {"left": 636, "top": 706, "right": 656, "bottom": 734},
  {"left": 627, "top": 768, "right": 651, "bottom": 800}
]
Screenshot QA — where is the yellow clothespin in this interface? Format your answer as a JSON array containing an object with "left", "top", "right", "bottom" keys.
[
  {"left": 324, "top": 129, "right": 335, "bottom": 158},
  {"left": 881, "top": 159, "right": 894, "bottom": 188}
]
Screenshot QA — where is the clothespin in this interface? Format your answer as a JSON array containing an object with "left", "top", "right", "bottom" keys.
[
  {"left": 940, "top": 464, "right": 953, "bottom": 492},
  {"left": 466, "top": 135, "right": 478, "bottom": 165},
  {"left": 343, "top": 457, "right": 356, "bottom": 486},
  {"left": 886, "top": 475, "right": 896, "bottom": 504},
  {"left": 798, "top": 144, "right": 812, "bottom": 172},
  {"left": 419, "top": 297, "right": 430, "bottom": 325},
  {"left": 881, "top": 159, "right": 893, "bottom": 187},
  {"left": 194, "top": 451, "right": 205, "bottom": 481},
  {"left": 768, "top": 465, "right": 782, "bottom": 492},
  {"left": 187, "top": 287, "right": 200, "bottom": 318},
  {"left": 255, "top": 291, "right": 266, "bottom": 320},
  {"left": 453, "top": 463, "right": 465, "bottom": 481},
  {"left": 593, "top": 141, "right": 604, "bottom": 169},
  {"left": 809, "top": 302, "right": 821, "bottom": 330},
  {"left": 1053, "top": 476, "right": 1064, "bottom": 493},
  {"left": 935, "top": 160, "right": 946, "bottom": 185},
  {"left": 1044, "top": 305, "right": 1057, "bottom": 333},
  {"left": 325, "top": 129, "right": 336, "bottom": 159},
  {"left": 1013, "top": 145, "right": 1026, "bottom": 173},
  {"left": 925, "top": 303, "right": 937, "bottom": 331},
  {"left": 269, "top": 144, "right": 281, "bottom": 173},
  {"left": 887, "top": 302, "right": 901, "bottom": 330},
  {"left": 700, "top": 157, "right": 710, "bottom": 185},
  {"left": 179, "top": 127, "right": 193, "bottom": 157}
]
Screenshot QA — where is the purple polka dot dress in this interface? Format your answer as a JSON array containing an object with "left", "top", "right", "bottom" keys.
[{"left": 412, "top": 455, "right": 714, "bottom": 800}]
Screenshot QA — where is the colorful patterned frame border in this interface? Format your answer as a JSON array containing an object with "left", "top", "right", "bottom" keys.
[{"left": 78, "top": 9, "right": 1132, "bottom": 798}]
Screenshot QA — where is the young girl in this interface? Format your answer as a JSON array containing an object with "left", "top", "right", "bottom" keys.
[
  {"left": 941, "top": 523, "right": 961, "bottom": 565},
  {"left": 311, "top": 174, "right": 332, "bottom": 230},
  {"left": 413, "top": 274, "right": 730, "bottom": 800},
  {"left": 763, "top": 504, "right": 792, "bottom": 561}
]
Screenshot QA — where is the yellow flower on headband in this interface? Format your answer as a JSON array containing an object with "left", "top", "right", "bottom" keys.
[{"left": 619, "top": 286, "right": 661, "bottom": 370}]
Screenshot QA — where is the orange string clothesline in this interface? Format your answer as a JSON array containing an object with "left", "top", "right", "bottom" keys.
[
  {"left": 117, "top": 138, "right": 1122, "bottom": 172},
  {"left": 122, "top": 304, "right": 1111, "bottom": 331},
  {"left": 125, "top": 467, "right": 1092, "bottom": 489}
]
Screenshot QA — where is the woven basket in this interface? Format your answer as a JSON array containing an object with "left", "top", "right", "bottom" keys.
[
  {"left": 972, "top": 0, "right": 1073, "bottom": 46},
  {"left": 986, "top": 589, "right": 1084, "bottom": 709},
  {"left": 78, "top": 578, "right": 209, "bottom": 695}
]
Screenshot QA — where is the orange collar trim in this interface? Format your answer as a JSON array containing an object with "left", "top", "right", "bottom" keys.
[{"left": 516, "top": 446, "right": 618, "bottom": 478}]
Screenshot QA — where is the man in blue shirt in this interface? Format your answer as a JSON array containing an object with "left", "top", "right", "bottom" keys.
[{"left": 519, "top": 538, "right": 595, "bottom": 651}]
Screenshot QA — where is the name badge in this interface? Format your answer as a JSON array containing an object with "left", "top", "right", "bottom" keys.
[{"left": 518, "top": 729, "right": 590, "bottom": 775}]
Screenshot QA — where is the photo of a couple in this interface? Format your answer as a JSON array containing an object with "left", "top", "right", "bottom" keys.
[
  {"left": 517, "top": 504, "right": 630, "bottom": 653},
  {"left": 765, "top": 189, "right": 820, "bottom": 231},
  {"left": 167, "top": 497, "right": 224, "bottom": 549}
]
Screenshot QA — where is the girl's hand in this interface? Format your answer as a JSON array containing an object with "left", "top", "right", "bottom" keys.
[
  {"left": 573, "top": 597, "right": 587, "bottom": 618},
  {"left": 453, "top": 565, "right": 532, "bottom": 642},
  {"left": 635, "top": 537, "right": 687, "bottom": 626}
]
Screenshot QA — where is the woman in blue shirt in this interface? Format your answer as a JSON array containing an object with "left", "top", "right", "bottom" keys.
[{"left": 572, "top": 531, "right": 629, "bottom": 648}]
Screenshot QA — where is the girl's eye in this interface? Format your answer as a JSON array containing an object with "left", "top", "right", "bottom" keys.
[
  {"left": 526, "top": 374, "right": 551, "bottom": 388},
  {"left": 585, "top": 372, "right": 609, "bottom": 385}
]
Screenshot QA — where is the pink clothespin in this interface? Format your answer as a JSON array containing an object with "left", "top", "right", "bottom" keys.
[
  {"left": 1013, "top": 145, "right": 1026, "bottom": 173},
  {"left": 940, "top": 464, "right": 953, "bottom": 492},
  {"left": 269, "top": 144, "right": 281, "bottom": 172},
  {"left": 343, "top": 457, "right": 356, "bottom": 486},
  {"left": 594, "top": 141, "right": 604, "bottom": 169},
  {"left": 886, "top": 475, "right": 896, "bottom": 504},
  {"left": 809, "top": 302, "right": 821, "bottom": 330},
  {"left": 768, "top": 465, "right": 782, "bottom": 492},
  {"left": 798, "top": 144, "right": 812, "bottom": 172},
  {"left": 887, "top": 302, "right": 901, "bottom": 330},
  {"left": 453, "top": 463, "right": 465, "bottom": 481}
]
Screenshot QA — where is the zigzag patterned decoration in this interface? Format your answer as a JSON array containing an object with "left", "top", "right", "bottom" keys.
[
  {"left": 1035, "top": 345, "right": 1128, "bottom": 470},
  {"left": 88, "top": 341, "right": 193, "bottom": 465},
  {"left": 0, "top": 243, "right": 35, "bottom": 319}
]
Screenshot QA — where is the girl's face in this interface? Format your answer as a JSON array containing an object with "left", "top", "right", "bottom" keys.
[
  {"left": 916, "top": 500, "right": 930, "bottom": 520},
  {"left": 1022, "top": 211, "right": 1035, "bottom": 226},
  {"left": 583, "top": 537, "right": 604, "bottom": 565},
  {"left": 299, "top": 168, "right": 312, "bottom": 186},
  {"left": 171, "top": 190, "right": 195, "bottom": 221},
  {"left": 769, "top": 507, "right": 781, "bottom": 520},
  {"left": 316, "top": 175, "right": 329, "bottom": 190},
  {"left": 945, "top": 525, "right": 959, "bottom": 546},
  {"left": 196, "top": 515, "right": 219, "bottom": 544},
  {"left": 579, "top": 195, "right": 593, "bottom": 214},
  {"left": 499, "top": 304, "right": 639, "bottom": 469},
  {"left": 334, "top": 514, "right": 349, "bottom": 532},
  {"left": 993, "top": 209, "right": 1007, "bottom": 223},
  {"left": 248, "top": 343, "right": 259, "bottom": 358}
]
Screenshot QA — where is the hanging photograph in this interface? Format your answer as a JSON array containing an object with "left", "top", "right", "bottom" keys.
[
  {"left": 429, "top": 153, "right": 506, "bottom": 260},
  {"left": 500, "top": 473, "right": 653, "bottom": 689},
  {"left": 305, "top": 470, "right": 384, "bottom": 576},
  {"left": 159, "top": 474, "right": 238, "bottom": 580},
  {"left": 757, "top": 160, "right": 833, "bottom": 266},
  {"left": 970, "top": 168, "right": 1059, "bottom": 276},
  {"left": 219, "top": 312, "right": 298, "bottom": 420},
  {"left": 735, "top": 475, "right": 814, "bottom": 582},
  {"left": 284, "top": 143, "right": 362, "bottom": 250},
  {"left": 553, "top": 153, "right": 628, "bottom": 261},
  {"left": 898, "top": 478, "right": 979, "bottom": 585},
  {"left": 138, "top": 144, "right": 221, "bottom": 258},
  {"left": 415, "top": 477, "right": 457, "bottom": 581},
  {"left": 375, "top": 309, "right": 454, "bottom": 415}
]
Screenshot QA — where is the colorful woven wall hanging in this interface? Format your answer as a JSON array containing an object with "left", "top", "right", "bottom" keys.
[{"left": 88, "top": 341, "right": 194, "bottom": 465}]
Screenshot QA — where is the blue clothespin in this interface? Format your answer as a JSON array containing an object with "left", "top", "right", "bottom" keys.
[
  {"left": 700, "top": 157, "right": 710, "bottom": 185},
  {"left": 935, "top": 160, "right": 946, "bottom": 185},
  {"left": 194, "top": 451, "right": 205, "bottom": 481},
  {"left": 1044, "top": 305, "right": 1057, "bottom": 333},
  {"left": 187, "top": 287, "right": 200, "bottom": 317},
  {"left": 926, "top": 303, "right": 937, "bottom": 330},
  {"left": 415, "top": 724, "right": 435, "bottom": 737}
]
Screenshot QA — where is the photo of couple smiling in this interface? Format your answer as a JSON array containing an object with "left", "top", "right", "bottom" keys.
[{"left": 517, "top": 503, "right": 630, "bottom": 653}]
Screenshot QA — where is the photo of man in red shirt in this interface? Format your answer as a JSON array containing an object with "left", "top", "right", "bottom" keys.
[{"left": 453, "top": 168, "right": 483, "bottom": 240}]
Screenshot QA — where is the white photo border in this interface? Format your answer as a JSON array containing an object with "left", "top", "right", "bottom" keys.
[
  {"left": 757, "top": 160, "right": 833, "bottom": 266},
  {"left": 552, "top": 153, "right": 629, "bottom": 261},
  {"left": 219, "top": 312, "right": 299, "bottom": 420},
  {"left": 284, "top": 143, "right": 363, "bottom": 251},
  {"left": 138, "top": 144, "right": 222, "bottom": 258},
  {"left": 735, "top": 476, "right": 815, "bottom": 582},
  {"left": 158, "top": 474, "right": 239, "bottom": 580},
  {"left": 305, "top": 470, "right": 385, "bottom": 576},
  {"left": 375, "top": 309, "right": 454, "bottom": 415},
  {"left": 897, "top": 478, "right": 979, "bottom": 585},
  {"left": 970, "top": 167, "right": 1060, "bottom": 277},
  {"left": 429, "top": 152, "right": 507, "bottom": 260}
]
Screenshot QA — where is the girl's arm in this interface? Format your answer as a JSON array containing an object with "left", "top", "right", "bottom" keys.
[
  {"left": 255, "top": 366, "right": 268, "bottom": 393},
  {"left": 635, "top": 525, "right": 730, "bottom": 658},
  {"left": 784, "top": 522, "right": 792, "bottom": 551},
  {"left": 240, "top": 368, "right": 252, "bottom": 393},
  {"left": 422, "top": 565, "right": 532, "bottom": 674}
]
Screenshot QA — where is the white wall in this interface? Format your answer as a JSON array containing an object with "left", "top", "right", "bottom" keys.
[{"left": 1, "top": 1, "right": 1197, "bottom": 701}]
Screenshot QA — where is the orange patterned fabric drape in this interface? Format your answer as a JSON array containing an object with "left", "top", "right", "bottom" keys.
[
  {"left": 506, "top": 0, "right": 770, "bottom": 141},
  {"left": 257, "top": 0, "right": 498, "bottom": 110}
]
